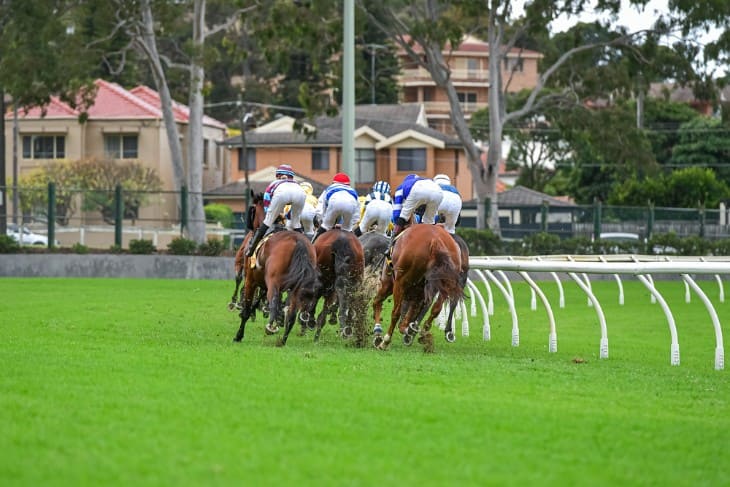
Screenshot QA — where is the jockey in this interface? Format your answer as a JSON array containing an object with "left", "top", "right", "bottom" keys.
[
  {"left": 311, "top": 172, "right": 360, "bottom": 243},
  {"left": 355, "top": 180, "right": 392, "bottom": 237},
  {"left": 391, "top": 173, "right": 443, "bottom": 242},
  {"left": 245, "top": 164, "right": 306, "bottom": 257},
  {"left": 433, "top": 174, "right": 462, "bottom": 235},
  {"left": 298, "top": 181, "right": 320, "bottom": 237}
]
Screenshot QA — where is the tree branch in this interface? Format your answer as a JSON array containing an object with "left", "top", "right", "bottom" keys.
[{"left": 205, "top": 5, "right": 258, "bottom": 37}]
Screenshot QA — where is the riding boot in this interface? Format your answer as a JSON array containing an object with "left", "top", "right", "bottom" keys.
[
  {"left": 293, "top": 227, "right": 304, "bottom": 234},
  {"left": 353, "top": 226, "right": 362, "bottom": 237},
  {"left": 386, "top": 217, "right": 407, "bottom": 257},
  {"left": 245, "top": 223, "right": 269, "bottom": 257},
  {"left": 311, "top": 225, "right": 327, "bottom": 244}
]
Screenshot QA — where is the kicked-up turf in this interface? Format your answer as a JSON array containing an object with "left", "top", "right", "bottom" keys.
[{"left": 0, "top": 277, "right": 728, "bottom": 486}]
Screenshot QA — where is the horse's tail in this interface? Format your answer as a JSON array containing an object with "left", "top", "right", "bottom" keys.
[
  {"left": 331, "top": 235, "right": 361, "bottom": 289},
  {"left": 281, "top": 239, "right": 319, "bottom": 293},
  {"left": 424, "top": 237, "right": 464, "bottom": 304}
]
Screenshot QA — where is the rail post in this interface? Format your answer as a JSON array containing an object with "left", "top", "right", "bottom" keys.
[
  {"left": 47, "top": 182, "right": 56, "bottom": 248},
  {"left": 593, "top": 198, "right": 602, "bottom": 241},
  {"left": 647, "top": 200, "right": 654, "bottom": 241},
  {"left": 541, "top": 199, "right": 549, "bottom": 233},
  {"left": 114, "top": 184, "right": 123, "bottom": 247},
  {"left": 180, "top": 185, "right": 188, "bottom": 236}
]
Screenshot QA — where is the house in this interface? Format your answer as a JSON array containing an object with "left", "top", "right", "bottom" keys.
[
  {"left": 496, "top": 185, "right": 576, "bottom": 239},
  {"left": 396, "top": 35, "right": 543, "bottom": 134},
  {"left": 218, "top": 103, "right": 469, "bottom": 199},
  {"left": 3, "top": 79, "right": 228, "bottom": 227}
]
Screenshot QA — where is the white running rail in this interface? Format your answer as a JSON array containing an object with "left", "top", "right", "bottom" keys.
[{"left": 468, "top": 255, "right": 728, "bottom": 371}]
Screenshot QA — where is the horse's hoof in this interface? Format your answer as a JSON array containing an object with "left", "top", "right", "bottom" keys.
[
  {"left": 227, "top": 302, "right": 236, "bottom": 311},
  {"left": 403, "top": 333, "right": 414, "bottom": 346},
  {"left": 265, "top": 324, "right": 279, "bottom": 335},
  {"left": 373, "top": 324, "right": 383, "bottom": 335},
  {"left": 445, "top": 330, "right": 456, "bottom": 343},
  {"left": 306, "top": 321, "right": 316, "bottom": 331},
  {"left": 340, "top": 326, "right": 353, "bottom": 339},
  {"left": 373, "top": 335, "right": 384, "bottom": 348},
  {"left": 233, "top": 336, "right": 242, "bottom": 342}
]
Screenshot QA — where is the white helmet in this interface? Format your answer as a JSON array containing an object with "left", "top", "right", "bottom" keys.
[{"left": 433, "top": 174, "right": 451, "bottom": 186}]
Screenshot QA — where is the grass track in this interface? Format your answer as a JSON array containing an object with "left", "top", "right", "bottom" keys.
[{"left": 1, "top": 277, "right": 728, "bottom": 486}]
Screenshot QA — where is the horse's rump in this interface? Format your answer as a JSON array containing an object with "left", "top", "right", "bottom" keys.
[{"left": 276, "top": 236, "right": 319, "bottom": 294}]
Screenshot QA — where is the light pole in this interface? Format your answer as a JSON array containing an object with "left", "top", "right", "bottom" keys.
[
  {"left": 238, "top": 104, "right": 254, "bottom": 211},
  {"left": 366, "top": 43, "right": 386, "bottom": 105}
]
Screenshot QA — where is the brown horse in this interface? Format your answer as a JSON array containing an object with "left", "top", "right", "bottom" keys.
[
  {"left": 229, "top": 191, "right": 265, "bottom": 311},
  {"left": 309, "top": 228, "right": 366, "bottom": 344},
  {"left": 372, "top": 224, "right": 464, "bottom": 352}
]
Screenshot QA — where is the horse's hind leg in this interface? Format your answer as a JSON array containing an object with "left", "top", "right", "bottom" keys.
[
  {"left": 229, "top": 271, "right": 243, "bottom": 310},
  {"left": 234, "top": 284, "right": 257, "bottom": 342},
  {"left": 265, "top": 289, "right": 282, "bottom": 335},
  {"left": 277, "top": 300, "right": 298, "bottom": 347},
  {"left": 372, "top": 270, "right": 393, "bottom": 335}
]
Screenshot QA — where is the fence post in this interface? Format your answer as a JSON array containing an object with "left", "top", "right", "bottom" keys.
[
  {"left": 114, "top": 184, "right": 123, "bottom": 247},
  {"left": 483, "top": 196, "right": 491, "bottom": 230},
  {"left": 180, "top": 185, "right": 188, "bottom": 236},
  {"left": 47, "top": 182, "right": 56, "bottom": 248},
  {"left": 541, "top": 199, "right": 549, "bottom": 232},
  {"left": 647, "top": 201, "right": 654, "bottom": 241},
  {"left": 593, "top": 198, "right": 602, "bottom": 241},
  {"left": 699, "top": 203, "right": 706, "bottom": 238}
]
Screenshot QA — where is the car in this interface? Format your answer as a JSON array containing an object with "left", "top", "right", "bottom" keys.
[
  {"left": 6, "top": 223, "right": 59, "bottom": 246},
  {"left": 599, "top": 232, "right": 676, "bottom": 255}
]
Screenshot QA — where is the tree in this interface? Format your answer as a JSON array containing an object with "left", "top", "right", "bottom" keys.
[
  {"left": 357, "top": 0, "right": 661, "bottom": 232},
  {"left": 669, "top": 117, "right": 730, "bottom": 179}
]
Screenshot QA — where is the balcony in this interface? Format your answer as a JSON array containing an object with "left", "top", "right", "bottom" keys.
[
  {"left": 399, "top": 67, "right": 490, "bottom": 86},
  {"left": 421, "top": 101, "right": 488, "bottom": 115}
]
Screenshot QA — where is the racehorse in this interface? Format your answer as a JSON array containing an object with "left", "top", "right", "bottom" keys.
[
  {"left": 309, "top": 228, "right": 367, "bottom": 345},
  {"left": 372, "top": 224, "right": 464, "bottom": 352},
  {"left": 229, "top": 191, "right": 265, "bottom": 311},
  {"left": 358, "top": 230, "right": 389, "bottom": 277},
  {"left": 232, "top": 205, "right": 320, "bottom": 346}
]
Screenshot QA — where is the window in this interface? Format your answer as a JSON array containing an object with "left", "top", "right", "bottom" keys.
[
  {"left": 467, "top": 58, "right": 479, "bottom": 78},
  {"left": 355, "top": 148, "right": 375, "bottom": 184},
  {"left": 203, "top": 139, "right": 210, "bottom": 166},
  {"left": 396, "top": 148, "right": 426, "bottom": 172},
  {"left": 104, "top": 134, "right": 138, "bottom": 159},
  {"left": 237, "top": 147, "right": 256, "bottom": 171},
  {"left": 311, "top": 147, "right": 329, "bottom": 171},
  {"left": 457, "top": 92, "right": 478, "bottom": 111},
  {"left": 503, "top": 57, "right": 524, "bottom": 72},
  {"left": 21, "top": 135, "right": 65, "bottom": 159}
]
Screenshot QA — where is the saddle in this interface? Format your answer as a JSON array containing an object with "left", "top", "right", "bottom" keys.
[
  {"left": 384, "top": 229, "right": 408, "bottom": 267},
  {"left": 248, "top": 225, "right": 287, "bottom": 268}
]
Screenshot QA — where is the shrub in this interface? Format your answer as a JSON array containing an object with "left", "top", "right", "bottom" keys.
[
  {"left": 71, "top": 243, "right": 89, "bottom": 254},
  {"left": 198, "top": 238, "right": 226, "bottom": 257},
  {"left": 109, "top": 244, "right": 124, "bottom": 254},
  {"left": 522, "top": 232, "right": 561, "bottom": 255},
  {"left": 456, "top": 228, "right": 502, "bottom": 255},
  {"left": 0, "top": 235, "right": 20, "bottom": 253},
  {"left": 167, "top": 237, "right": 197, "bottom": 255},
  {"left": 129, "top": 239, "right": 156, "bottom": 255},
  {"left": 204, "top": 203, "right": 234, "bottom": 228}
]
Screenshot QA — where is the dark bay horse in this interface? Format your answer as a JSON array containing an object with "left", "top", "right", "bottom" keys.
[
  {"left": 372, "top": 224, "right": 464, "bottom": 352},
  {"left": 233, "top": 215, "right": 320, "bottom": 346},
  {"left": 229, "top": 191, "right": 265, "bottom": 311},
  {"left": 358, "top": 230, "right": 389, "bottom": 277},
  {"left": 310, "top": 228, "right": 366, "bottom": 345}
]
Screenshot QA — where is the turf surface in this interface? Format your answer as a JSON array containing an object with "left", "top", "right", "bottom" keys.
[{"left": 1, "top": 277, "right": 728, "bottom": 486}]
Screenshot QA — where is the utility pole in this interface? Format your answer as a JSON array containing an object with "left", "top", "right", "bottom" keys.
[
  {"left": 0, "top": 88, "right": 6, "bottom": 235},
  {"left": 238, "top": 100, "right": 254, "bottom": 211},
  {"left": 342, "top": 0, "right": 356, "bottom": 185},
  {"left": 366, "top": 44, "right": 386, "bottom": 105}
]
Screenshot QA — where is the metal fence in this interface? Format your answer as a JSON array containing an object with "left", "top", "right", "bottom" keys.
[{"left": 3, "top": 183, "right": 730, "bottom": 249}]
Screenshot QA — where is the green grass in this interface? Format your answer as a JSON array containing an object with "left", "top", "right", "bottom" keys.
[{"left": 1, "top": 277, "right": 729, "bottom": 486}]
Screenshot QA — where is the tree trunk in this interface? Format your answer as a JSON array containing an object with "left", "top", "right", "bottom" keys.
[
  {"left": 139, "top": 0, "right": 188, "bottom": 234},
  {"left": 186, "top": 0, "right": 207, "bottom": 244}
]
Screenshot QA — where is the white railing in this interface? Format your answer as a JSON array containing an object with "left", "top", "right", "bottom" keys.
[
  {"left": 400, "top": 67, "right": 489, "bottom": 82},
  {"left": 458, "top": 254, "right": 728, "bottom": 370}
]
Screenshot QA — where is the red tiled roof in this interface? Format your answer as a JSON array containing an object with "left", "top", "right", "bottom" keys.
[
  {"left": 130, "top": 85, "right": 227, "bottom": 129},
  {"left": 6, "top": 79, "right": 227, "bottom": 129}
]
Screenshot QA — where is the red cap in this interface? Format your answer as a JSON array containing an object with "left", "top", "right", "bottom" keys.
[{"left": 333, "top": 172, "right": 350, "bottom": 184}]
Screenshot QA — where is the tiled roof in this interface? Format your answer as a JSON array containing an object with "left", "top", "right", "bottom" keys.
[
  {"left": 6, "top": 79, "right": 226, "bottom": 129},
  {"left": 222, "top": 104, "right": 462, "bottom": 148},
  {"left": 204, "top": 166, "right": 327, "bottom": 197},
  {"left": 497, "top": 185, "right": 575, "bottom": 207}
]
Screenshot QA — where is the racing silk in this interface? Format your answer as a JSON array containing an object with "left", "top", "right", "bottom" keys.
[
  {"left": 364, "top": 190, "right": 392, "bottom": 206},
  {"left": 440, "top": 183, "right": 460, "bottom": 197},
  {"left": 321, "top": 182, "right": 359, "bottom": 210},
  {"left": 263, "top": 179, "right": 298, "bottom": 213},
  {"left": 392, "top": 175, "right": 423, "bottom": 221}
]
